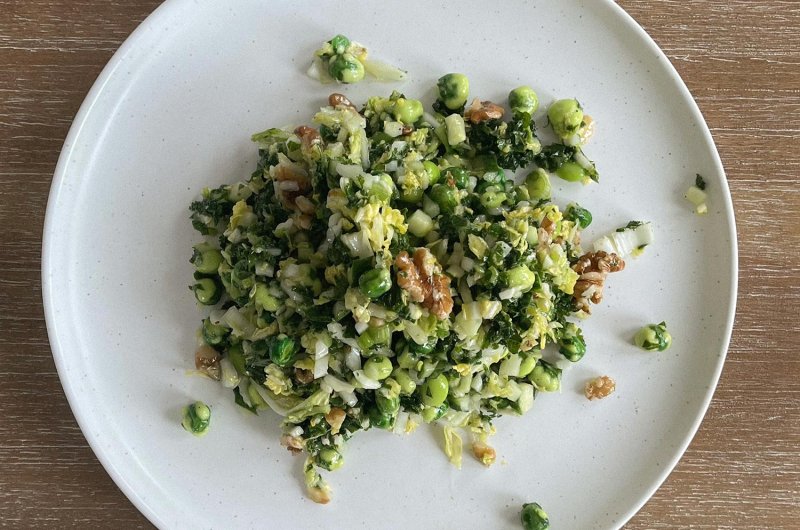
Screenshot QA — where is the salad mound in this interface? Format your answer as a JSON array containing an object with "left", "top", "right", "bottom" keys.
[{"left": 188, "top": 77, "right": 623, "bottom": 503}]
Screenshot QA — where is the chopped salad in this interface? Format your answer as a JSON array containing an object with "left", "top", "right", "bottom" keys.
[{"left": 188, "top": 75, "right": 629, "bottom": 503}]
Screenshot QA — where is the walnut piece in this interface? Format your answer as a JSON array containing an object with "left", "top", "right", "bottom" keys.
[
  {"left": 325, "top": 407, "right": 346, "bottom": 434},
  {"left": 572, "top": 250, "right": 625, "bottom": 314},
  {"left": 584, "top": 375, "right": 616, "bottom": 400},
  {"left": 472, "top": 441, "right": 496, "bottom": 466},
  {"left": 395, "top": 251, "right": 425, "bottom": 302},
  {"left": 195, "top": 345, "right": 221, "bottom": 380},
  {"left": 293, "top": 125, "right": 321, "bottom": 149},
  {"left": 294, "top": 367, "right": 314, "bottom": 384},
  {"left": 280, "top": 434, "right": 304, "bottom": 454},
  {"left": 308, "top": 486, "right": 331, "bottom": 504},
  {"left": 273, "top": 163, "right": 312, "bottom": 212},
  {"left": 328, "top": 93, "right": 357, "bottom": 110},
  {"left": 395, "top": 248, "right": 454, "bottom": 320},
  {"left": 465, "top": 98, "right": 505, "bottom": 124}
]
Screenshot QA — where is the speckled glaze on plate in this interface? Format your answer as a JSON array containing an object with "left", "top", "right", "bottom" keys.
[{"left": 42, "top": 1, "right": 736, "bottom": 528}]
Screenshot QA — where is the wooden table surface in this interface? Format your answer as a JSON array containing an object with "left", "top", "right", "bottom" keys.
[{"left": 2, "top": 1, "right": 798, "bottom": 528}]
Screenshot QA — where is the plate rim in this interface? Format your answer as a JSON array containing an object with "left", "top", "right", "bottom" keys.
[{"left": 41, "top": 1, "right": 739, "bottom": 528}]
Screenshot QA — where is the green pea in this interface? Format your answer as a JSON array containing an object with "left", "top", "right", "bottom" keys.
[
  {"left": 392, "top": 368, "right": 417, "bottom": 395},
  {"left": 548, "top": 98, "right": 584, "bottom": 140},
  {"left": 442, "top": 167, "right": 469, "bottom": 189},
  {"left": 358, "top": 268, "right": 392, "bottom": 299},
  {"left": 634, "top": 322, "right": 672, "bottom": 351},
  {"left": 564, "top": 203, "right": 593, "bottom": 228},
  {"left": 421, "top": 402, "right": 449, "bottom": 423},
  {"left": 421, "top": 373, "right": 449, "bottom": 407},
  {"left": 480, "top": 189, "right": 507, "bottom": 209},
  {"left": 392, "top": 98, "right": 424, "bottom": 125},
  {"left": 202, "top": 317, "right": 229, "bottom": 346},
  {"left": 555, "top": 161, "right": 587, "bottom": 182},
  {"left": 529, "top": 360, "right": 561, "bottom": 392},
  {"left": 357, "top": 325, "right": 392, "bottom": 350},
  {"left": 368, "top": 404, "right": 394, "bottom": 429},
  {"left": 328, "top": 53, "right": 365, "bottom": 84},
  {"left": 518, "top": 353, "right": 539, "bottom": 378},
  {"left": 509, "top": 86, "right": 539, "bottom": 115},
  {"left": 436, "top": 73, "right": 470, "bottom": 110},
  {"left": 525, "top": 168, "right": 551, "bottom": 200},
  {"left": 317, "top": 448, "right": 344, "bottom": 471},
  {"left": 521, "top": 502, "right": 550, "bottom": 530},
  {"left": 557, "top": 322, "right": 586, "bottom": 362},
  {"left": 505, "top": 265, "right": 536, "bottom": 291},
  {"left": 328, "top": 34, "right": 350, "bottom": 54},
  {"left": 181, "top": 401, "right": 211, "bottom": 436},
  {"left": 227, "top": 342, "right": 246, "bottom": 374},
  {"left": 429, "top": 183, "right": 459, "bottom": 213},
  {"left": 376, "top": 392, "right": 400, "bottom": 415},
  {"left": 423, "top": 161, "right": 441, "bottom": 186},
  {"left": 269, "top": 336, "right": 297, "bottom": 366},
  {"left": 514, "top": 184, "right": 531, "bottom": 203},
  {"left": 399, "top": 186, "right": 424, "bottom": 204},
  {"left": 363, "top": 356, "right": 393, "bottom": 381},
  {"left": 191, "top": 244, "right": 223, "bottom": 274},
  {"left": 253, "top": 283, "right": 280, "bottom": 312},
  {"left": 397, "top": 349, "right": 420, "bottom": 370},
  {"left": 191, "top": 278, "right": 221, "bottom": 305}
]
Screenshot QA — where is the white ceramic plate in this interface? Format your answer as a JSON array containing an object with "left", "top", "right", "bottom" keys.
[{"left": 43, "top": 1, "right": 737, "bottom": 528}]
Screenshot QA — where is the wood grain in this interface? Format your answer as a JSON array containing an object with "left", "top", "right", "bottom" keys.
[{"left": 1, "top": 1, "right": 798, "bottom": 528}]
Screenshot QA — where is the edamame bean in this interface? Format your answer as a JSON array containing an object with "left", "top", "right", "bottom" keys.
[
  {"left": 363, "top": 356, "right": 393, "bottom": 381},
  {"left": 192, "top": 244, "right": 223, "bottom": 274},
  {"left": 181, "top": 401, "right": 211, "bottom": 436},
  {"left": 328, "top": 53, "right": 365, "bottom": 84},
  {"left": 376, "top": 393, "right": 400, "bottom": 415},
  {"left": 392, "top": 369, "right": 417, "bottom": 395},
  {"left": 328, "top": 34, "right": 350, "bottom": 54},
  {"left": 367, "top": 404, "right": 394, "bottom": 429},
  {"left": 442, "top": 167, "right": 469, "bottom": 189},
  {"left": 557, "top": 322, "right": 586, "bottom": 362},
  {"left": 421, "top": 373, "right": 449, "bottom": 407},
  {"left": 548, "top": 98, "right": 584, "bottom": 140},
  {"left": 421, "top": 402, "right": 449, "bottom": 423},
  {"left": 202, "top": 317, "right": 229, "bottom": 346},
  {"left": 191, "top": 278, "right": 221, "bottom": 305},
  {"left": 317, "top": 448, "right": 344, "bottom": 471},
  {"left": 634, "top": 322, "right": 672, "bottom": 351},
  {"left": 520, "top": 502, "right": 550, "bottom": 530},
  {"left": 509, "top": 86, "right": 539, "bottom": 115},
  {"left": 555, "top": 161, "right": 587, "bottom": 182},
  {"left": 429, "top": 183, "right": 459, "bottom": 213},
  {"left": 528, "top": 360, "right": 561, "bottom": 392},
  {"left": 423, "top": 161, "right": 441, "bottom": 186},
  {"left": 525, "top": 168, "right": 551, "bottom": 200},
  {"left": 436, "top": 73, "right": 470, "bottom": 110},
  {"left": 358, "top": 268, "right": 392, "bottom": 298},
  {"left": 392, "top": 98, "right": 424, "bottom": 125}
]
